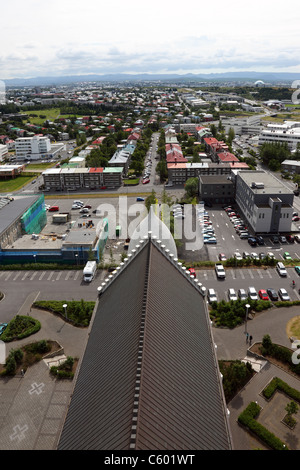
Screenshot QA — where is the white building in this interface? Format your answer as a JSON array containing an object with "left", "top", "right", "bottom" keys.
[
  {"left": 0, "top": 144, "right": 8, "bottom": 162},
  {"left": 235, "top": 170, "right": 294, "bottom": 234},
  {"left": 15, "top": 135, "right": 52, "bottom": 161},
  {"left": 258, "top": 121, "right": 300, "bottom": 149}
]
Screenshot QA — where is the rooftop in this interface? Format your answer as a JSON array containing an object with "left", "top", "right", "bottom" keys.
[{"left": 238, "top": 170, "right": 293, "bottom": 194}]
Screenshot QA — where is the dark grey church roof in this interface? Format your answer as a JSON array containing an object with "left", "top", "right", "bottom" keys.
[{"left": 58, "top": 238, "right": 232, "bottom": 450}]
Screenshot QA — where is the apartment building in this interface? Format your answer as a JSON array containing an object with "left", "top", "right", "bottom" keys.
[
  {"left": 42, "top": 167, "right": 123, "bottom": 191},
  {"left": 15, "top": 135, "right": 51, "bottom": 160},
  {"left": 199, "top": 175, "right": 235, "bottom": 204},
  {"left": 258, "top": 121, "right": 300, "bottom": 149},
  {"left": 0, "top": 143, "right": 8, "bottom": 162},
  {"left": 167, "top": 162, "right": 231, "bottom": 186},
  {"left": 235, "top": 170, "right": 294, "bottom": 233}
]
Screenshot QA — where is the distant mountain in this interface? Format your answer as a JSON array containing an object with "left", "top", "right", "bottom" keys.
[{"left": 2, "top": 72, "right": 300, "bottom": 87}]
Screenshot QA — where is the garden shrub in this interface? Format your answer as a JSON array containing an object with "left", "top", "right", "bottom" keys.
[
  {"left": 0, "top": 315, "right": 41, "bottom": 342},
  {"left": 238, "top": 401, "right": 288, "bottom": 450}
]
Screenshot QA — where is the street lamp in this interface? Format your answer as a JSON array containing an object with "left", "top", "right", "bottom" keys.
[
  {"left": 63, "top": 303, "right": 68, "bottom": 320},
  {"left": 75, "top": 253, "right": 79, "bottom": 266},
  {"left": 33, "top": 254, "right": 36, "bottom": 264},
  {"left": 245, "top": 303, "right": 250, "bottom": 335}
]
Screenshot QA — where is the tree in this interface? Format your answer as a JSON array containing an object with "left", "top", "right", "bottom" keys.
[
  {"left": 184, "top": 178, "right": 199, "bottom": 198},
  {"left": 285, "top": 401, "right": 298, "bottom": 417},
  {"left": 145, "top": 190, "right": 157, "bottom": 212}
]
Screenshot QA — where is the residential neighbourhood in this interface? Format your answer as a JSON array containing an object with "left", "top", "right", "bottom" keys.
[{"left": 1, "top": 78, "right": 300, "bottom": 453}]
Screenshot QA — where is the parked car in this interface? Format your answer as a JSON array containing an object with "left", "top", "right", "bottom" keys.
[
  {"left": 204, "top": 237, "right": 217, "bottom": 244},
  {"left": 248, "top": 237, "right": 257, "bottom": 247},
  {"left": 286, "top": 235, "right": 295, "bottom": 243},
  {"left": 188, "top": 268, "right": 196, "bottom": 278},
  {"left": 228, "top": 288, "right": 237, "bottom": 301},
  {"left": 276, "top": 262, "right": 287, "bottom": 277},
  {"left": 234, "top": 252, "right": 242, "bottom": 260},
  {"left": 208, "top": 288, "right": 217, "bottom": 303},
  {"left": 143, "top": 179, "right": 150, "bottom": 184},
  {"left": 278, "top": 288, "right": 290, "bottom": 301},
  {"left": 292, "top": 216, "right": 300, "bottom": 221},
  {"left": 243, "top": 252, "right": 250, "bottom": 259},
  {"left": 295, "top": 235, "right": 300, "bottom": 243},
  {"left": 295, "top": 266, "right": 300, "bottom": 276},
  {"left": 283, "top": 252, "right": 292, "bottom": 260},
  {"left": 251, "top": 252, "right": 259, "bottom": 260},
  {"left": 248, "top": 287, "right": 258, "bottom": 300},
  {"left": 267, "top": 288, "right": 279, "bottom": 301},
  {"left": 219, "top": 253, "right": 227, "bottom": 261},
  {"left": 258, "top": 289, "right": 269, "bottom": 300},
  {"left": 215, "top": 263, "right": 226, "bottom": 279},
  {"left": 256, "top": 236, "right": 264, "bottom": 245},
  {"left": 280, "top": 236, "right": 287, "bottom": 243},
  {"left": 48, "top": 206, "right": 59, "bottom": 212},
  {"left": 271, "top": 235, "right": 279, "bottom": 244},
  {"left": 0, "top": 323, "right": 8, "bottom": 335},
  {"left": 83, "top": 205, "right": 92, "bottom": 209},
  {"left": 80, "top": 208, "right": 89, "bottom": 213},
  {"left": 136, "top": 197, "right": 145, "bottom": 202},
  {"left": 238, "top": 288, "right": 248, "bottom": 301}
]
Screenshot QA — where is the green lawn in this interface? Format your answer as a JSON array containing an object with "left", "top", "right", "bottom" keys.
[
  {"left": 25, "top": 162, "right": 56, "bottom": 171},
  {"left": 0, "top": 176, "right": 36, "bottom": 192},
  {"left": 26, "top": 108, "right": 61, "bottom": 125}
]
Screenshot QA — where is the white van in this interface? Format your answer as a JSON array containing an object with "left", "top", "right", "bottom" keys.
[
  {"left": 73, "top": 200, "right": 84, "bottom": 206},
  {"left": 276, "top": 262, "right": 287, "bottom": 277}
]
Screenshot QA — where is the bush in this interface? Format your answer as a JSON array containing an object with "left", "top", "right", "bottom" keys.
[
  {"left": 33, "top": 300, "right": 95, "bottom": 327},
  {"left": 50, "top": 356, "right": 75, "bottom": 379},
  {"left": 0, "top": 315, "right": 41, "bottom": 342},
  {"left": 263, "top": 377, "right": 300, "bottom": 402},
  {"left": 238, "top": 402, "right": 288, "bottom": 450},
  {"left": 210, "top": 299, "right": 272, "bottom": 329}
]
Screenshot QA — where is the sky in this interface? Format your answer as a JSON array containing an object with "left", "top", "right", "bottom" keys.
[{"left": 0, "top": 0, "right": 300, "bottom": 79}]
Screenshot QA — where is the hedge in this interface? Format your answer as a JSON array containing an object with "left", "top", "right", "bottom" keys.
[
  {"left": 0, "top": 315, "right": 41, "bottom": 342},
  {"left": 238, "top": 401, "right": 288, "bottom": 450},
  {"left": 210, "top": 299, "right": 272, "bottom": 329},
  {"left": 263, "top": 377, "right": 300, "bottom": 403},
  {"left": 260, "top": 335, "right": 300, "bottom": 376},
  {"left": 33, "top": 299, "right": 95, "bottom": 327}
]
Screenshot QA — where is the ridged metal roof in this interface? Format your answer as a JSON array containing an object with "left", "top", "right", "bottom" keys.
[{"left": 58, "top": 239, "right": 232, "bottom": 450}]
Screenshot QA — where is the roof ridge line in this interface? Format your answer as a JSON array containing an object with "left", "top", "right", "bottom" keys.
[{"left": 129, "top": 240, "right": 151, "bottom": 450}]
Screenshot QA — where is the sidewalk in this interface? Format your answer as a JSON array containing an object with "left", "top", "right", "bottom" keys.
[{"left": 0, "top": 295, "right": 89, "bottom": 450}]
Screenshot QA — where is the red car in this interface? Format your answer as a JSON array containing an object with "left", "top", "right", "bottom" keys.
[
  {"left": 84, "top": 205, "right": 92, "bottom": 209},
  {"left": 143, "top": 179, "right": 150, "bottom": 184},
  {"left": 188, "top": 268, "right": 196, "bottom": 278},
  {"left": 258, "top": 289, "right": 269, "bottom": 301}
]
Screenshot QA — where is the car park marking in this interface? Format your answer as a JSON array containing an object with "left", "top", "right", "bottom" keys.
[
  {"left": 74, "top": 271, "right": 80, "bottom": 280},
  {"left": 64, "top": 271, "right": 72, "bottom": 280},
  {"left": 0, "top": 272, "right": 5, "bottom": 279},
  {"left": 239, "top": 270, "right": 245, "bottom": 280},
  {"left": 21, "top": 272, "right": 28, "bottom": 281},
  {"left": 257, "top": 270, "right": 264, "bottom": 279},
  {"left": 39, "top": 271, "right": 46, "bottom": 281},
  {"left": 13, "top": 272, "right": 21, "bottom": 281},
  {"left": 56, "top": 272, "right": 62, "bottom": 281},
  {"left": 47, "top": 271, "right": 54, "bottom": 281},
  {"left": 4, "top": 272, "right": 12, "bottom": 281},
  {"left": 30, "top": 272, "right": 38, "bottom": 281},
  {"left": 248, "top": 269, "right": 254, "bottom": 279}
]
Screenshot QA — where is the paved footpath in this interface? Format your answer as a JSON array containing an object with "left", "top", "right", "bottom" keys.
[
  {"left": 213, "top": 305, "right": 300, "bottom": 450},
  {"left": 0, "top": 294, "right": 91, "bottom": 450}
]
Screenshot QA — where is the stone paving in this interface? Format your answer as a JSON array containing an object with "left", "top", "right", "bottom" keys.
[{"left": 1, "top": 294, "right": 300, "bottom": 449}]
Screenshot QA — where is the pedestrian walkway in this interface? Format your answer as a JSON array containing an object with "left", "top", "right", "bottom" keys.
[{"left": 0, "top": 296, "right": 91, "bottom": 450}]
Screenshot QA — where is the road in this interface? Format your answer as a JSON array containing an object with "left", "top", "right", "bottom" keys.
[{"left": 0, "top": 268, "right": 104, "bottom": 323}]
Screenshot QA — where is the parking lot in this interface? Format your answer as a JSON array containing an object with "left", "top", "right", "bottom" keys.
[{"left": 202, "top": 204, "right": 300, "bottom": 262}]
